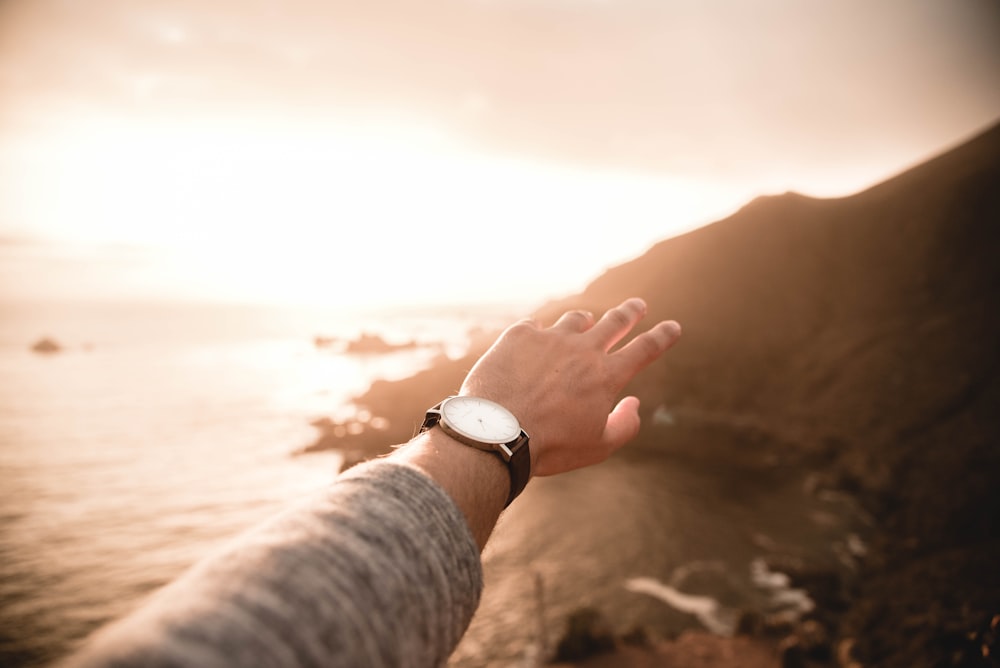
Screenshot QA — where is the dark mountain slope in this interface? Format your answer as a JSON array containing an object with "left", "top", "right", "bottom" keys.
[
  {"left": 336, "top": 121, "right": 1000, "bottom": 665},
  {"left": 550, "top": 123, "right": 1000, "bottom": 466},
  {"left": 535, "top": 121, "right": 1000, "bottom": 665}
]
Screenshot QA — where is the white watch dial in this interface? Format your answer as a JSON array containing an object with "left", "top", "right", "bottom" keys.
[{"left": 441, "top": 396, "right": 521, "bottom": 444}]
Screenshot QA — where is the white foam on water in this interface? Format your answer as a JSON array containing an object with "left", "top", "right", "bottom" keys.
[
  {"left": 624, "top": 576, "right": 739, "bottom": 636},
  {"left": 749, "top": 558, "right": 790, "bottom": 589},
  {"left": 749, "top": 558, "right": 815, "bottom": 615},
  {"left": 626, "top": 559, "right": 816, "bottom": 636}
]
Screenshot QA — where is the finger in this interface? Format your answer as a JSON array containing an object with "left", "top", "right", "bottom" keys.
[
  {"left": 551, "top": 309, "right": 595, "bottom": 333},
  {"left": 587, "top": 297, "right": 648, "bottom": 351},
  {"left": 493, "top": 317, "right": 542, "bottom": 348},
  {"left": 601, "top": 396, "right": 642, "bottom": 451},
  {"left": 506, "top": 316, "right": 540, "bottom": 333},
  {"left": 612, "top": 320, "right": 682, "bottom": 377}
]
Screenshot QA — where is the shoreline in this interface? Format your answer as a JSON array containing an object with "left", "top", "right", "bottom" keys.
[
  {"left": 298, "top": 353, "right": 876, "bottom": 667},
  {"left": 298, "top": 312, "right": 999, "bottom": 667}
]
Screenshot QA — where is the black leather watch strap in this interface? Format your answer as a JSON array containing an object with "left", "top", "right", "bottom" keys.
[
  {"left": 503, "top": 433, "right": 531, "bottom": 507},
  {"left": 420, "top": 403, "right": 531, "bottom": 508}
]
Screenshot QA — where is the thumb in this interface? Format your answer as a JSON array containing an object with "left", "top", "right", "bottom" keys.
[{"left": 601, "top": 396, "right": 642, "bottom": 452}]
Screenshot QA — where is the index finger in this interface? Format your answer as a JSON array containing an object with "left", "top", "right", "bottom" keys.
[{"left": 586, "top": 298, "right": 648, "bottom": 351}]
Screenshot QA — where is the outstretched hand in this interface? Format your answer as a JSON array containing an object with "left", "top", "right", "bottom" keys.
[{"left": 460, "top": 297, "right": 681, "bottom": 477}]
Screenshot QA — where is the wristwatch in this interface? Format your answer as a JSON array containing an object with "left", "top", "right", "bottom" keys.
[{"left": 420, "top": 396, "right": 531, "bottom": 507}]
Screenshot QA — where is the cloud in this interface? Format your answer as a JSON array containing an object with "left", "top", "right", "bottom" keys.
[{"left": 2, "top": 0, "right": 999, "bottom": 184}]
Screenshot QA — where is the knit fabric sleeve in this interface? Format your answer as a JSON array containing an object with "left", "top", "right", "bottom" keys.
[{"left": 62, "top": 460, "right": 483, "bottom": 668}]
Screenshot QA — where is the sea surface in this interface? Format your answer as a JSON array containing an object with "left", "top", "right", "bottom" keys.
[
  {"left": 0, "top": 298, "right": 517, "bottom": 666},
  {"left": 0, "top": 298, "right": 869, "bottom": 667}
]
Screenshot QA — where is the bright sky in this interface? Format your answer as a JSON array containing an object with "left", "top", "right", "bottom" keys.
[{"left": 1, "top": 0, "right": 998, "bottom": 307}]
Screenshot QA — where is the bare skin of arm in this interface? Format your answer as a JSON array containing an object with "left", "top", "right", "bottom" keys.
[{"left": 394, "top": 297, "right": 682, "bottom": 549}]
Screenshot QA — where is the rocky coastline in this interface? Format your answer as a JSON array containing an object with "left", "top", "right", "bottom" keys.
[{"left": 298, "top": 123, "right": 1000, "bottom": 667}]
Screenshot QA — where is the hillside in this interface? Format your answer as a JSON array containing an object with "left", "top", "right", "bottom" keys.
[
  {"left": 542, "top": 121, "right": 1000, "bottom": 665},
  {"left": 324, "top": 121, "right": 1000, "bottom": 666}
]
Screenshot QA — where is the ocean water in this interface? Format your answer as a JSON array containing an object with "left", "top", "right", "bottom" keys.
[
  {"left": 0, "top": 298, "right": 870, "bottom": 667},
  {"left": 0, "top": 298, "right": 517, "bottom": 666}
]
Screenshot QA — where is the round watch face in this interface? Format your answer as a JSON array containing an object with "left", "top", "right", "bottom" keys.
[{"left": 440, "top": 396, "right": 521, "bottom": 444}]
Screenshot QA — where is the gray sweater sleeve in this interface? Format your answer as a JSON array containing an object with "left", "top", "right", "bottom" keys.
[{"left": 62, "top": 460, "right": 483, "bottom": 668}]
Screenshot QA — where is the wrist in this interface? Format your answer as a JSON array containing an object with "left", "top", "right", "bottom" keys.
[
  {"left": 419, "top": 396, "right": 531, "bottom": 507},
  {"left": 405, "top": 428, "right": 512, "bottom": 494},
  {"left": 393, "top": 429, "right": 510, "bottom": 549}
]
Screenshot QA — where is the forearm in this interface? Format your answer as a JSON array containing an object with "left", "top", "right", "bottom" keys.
[
  {"left": 392, "top": 428, "right": 512, "bottom": 550},
  {"left": 62, "top": 461, "right": 482, "bottom": 668}
]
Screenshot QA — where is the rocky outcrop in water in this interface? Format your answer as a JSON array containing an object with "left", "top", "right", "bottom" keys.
[{"left": 30, "top": 337, "right": 61, "bottom": 354}]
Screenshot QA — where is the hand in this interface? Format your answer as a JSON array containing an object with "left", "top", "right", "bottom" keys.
[{"left": 459, "top": 297, "right": 681, "bottom": 477}]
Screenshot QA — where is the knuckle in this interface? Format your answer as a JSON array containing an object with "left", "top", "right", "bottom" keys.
[
  {"left": 637, "top": 331, "right": 663, "bottom": 357},
  {"left": 606, "top": 308, "right": 631, "bottom": 328},
  {"left": 557, "top": 310, "right": 591, "bottom": 328},
  {"left": 507, "top": 319, "right": 536, "bottom": 336},
  {"left": 630, "top": 335, "right": 667, "bottom": 367}
]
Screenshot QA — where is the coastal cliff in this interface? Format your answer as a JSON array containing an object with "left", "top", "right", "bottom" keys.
[
  {"left": 324, "top": 122, "right": 1000, "bottom": 666},
  {"left": 537, "top": 121, "right": 1000, "bottom": 666}
]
